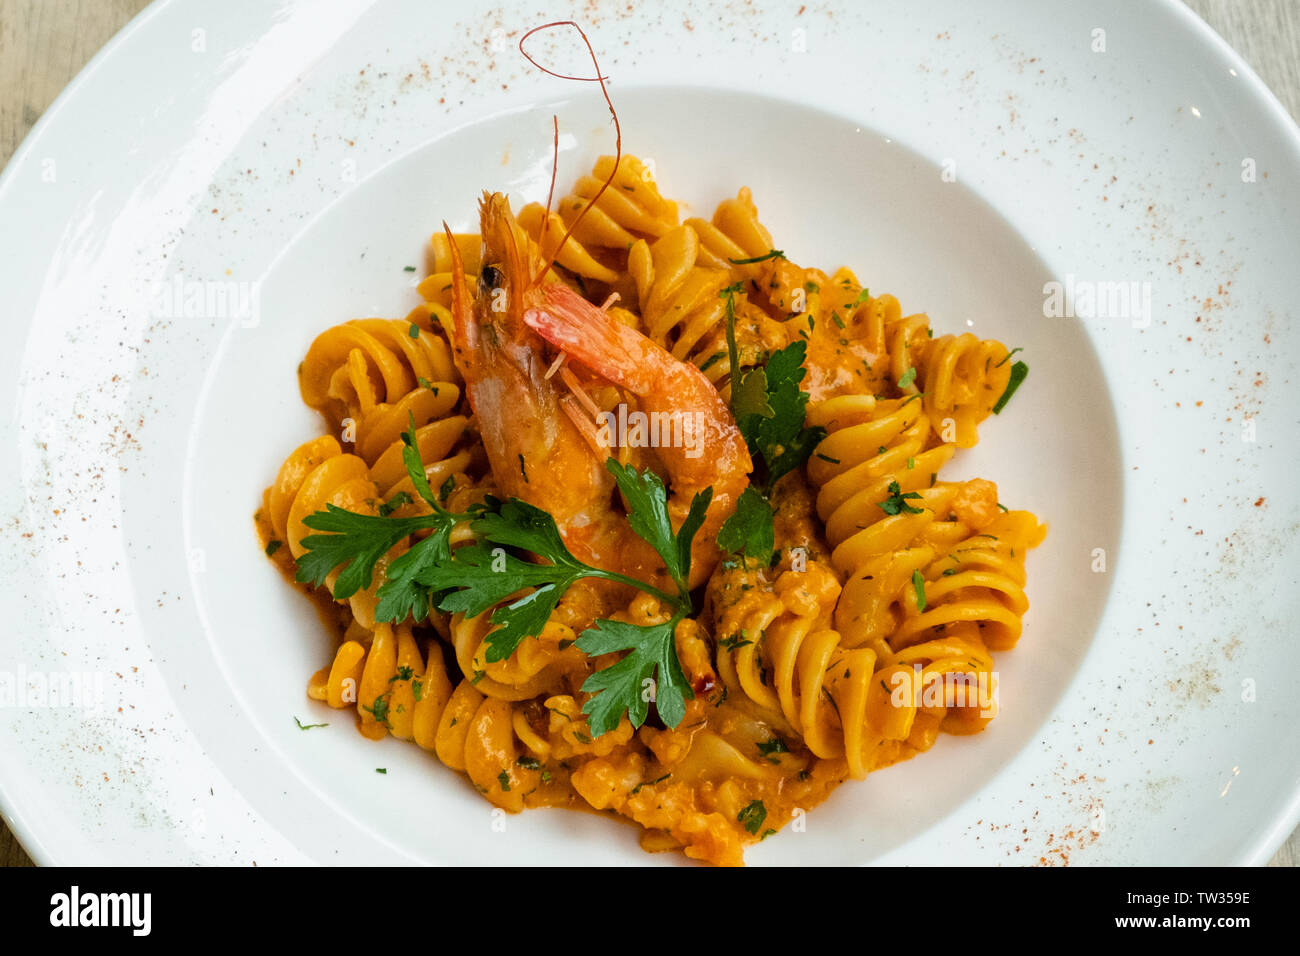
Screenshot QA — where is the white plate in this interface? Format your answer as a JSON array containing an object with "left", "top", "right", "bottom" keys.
[{"left": 2, "top": 0, "right": 1297, "bottom": 865}]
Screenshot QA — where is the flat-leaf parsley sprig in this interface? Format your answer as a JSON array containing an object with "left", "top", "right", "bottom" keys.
[
  {"left": 421, "top": 459, "right": 710, "bottom": 735},
  {"left": 416, "top": 492, "right": 680, "bottom": 664},
  {"left": 715, "top": 282, "right": 825, "bottom": 566},
  {"left": 296, "top": 435, "right": 711, "bottom": 737}
]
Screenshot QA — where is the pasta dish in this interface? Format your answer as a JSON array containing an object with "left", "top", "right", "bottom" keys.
[{"left": 255, "top": 151, "right": 1044, "bottom": 865}]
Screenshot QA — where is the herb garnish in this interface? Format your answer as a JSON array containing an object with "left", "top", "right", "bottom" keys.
[
  {"left": 728, "top": 249, "right": 784, "bottom": 265},
  {"left": 992, "top": 361, "right": 1028, "bottom": 414},
  {"left": 299, "top": 440, "right": 710, "bottom": 737},
  {"left": 716, "top": 486, "right": 775, "bottom": 566},
  {"left": 737, "top": 799, "right": 768, "bottom": 835},
  {"left": 377, "top": 491, "right": 413, "bottom": 517},
  {"left": 878, "top": 480, "right": 924, "bottom": 516},
  {"left": 715, "top": 282, "right": 825, "bottom": 567},
  {"left": 757, "top": 737, "right": 788, "bottom": 762},
  {"left": 993, "top": 347, "right": 1023, "bottom": 369}
]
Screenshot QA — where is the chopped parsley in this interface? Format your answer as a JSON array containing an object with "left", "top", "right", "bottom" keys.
[
  {"left": 377, "top": 491, "right": 413, "bottom": 517},
  {"left": 757, "top": 737, "right": 789, "bottom": 762},
  {"left": 728, "top": 249, "right": 784, "bottom": 264},
  {"left": 630, "top": 772, "right": 672, "bottom": 795},
  {"left": 878, "top": 480, "right": 924, "bottom": 516},
  {"left": 992, "top": 361, "right": 1028, "bottom": 414},
  {"left": 737, "top": 799, "right": 768, "bottom": 835},
  {"left": 993, "top": 347, "right": 1023, "bottom": 369},
  {"left": 718, "top": 633, "right": 754, "bottom": 651}
]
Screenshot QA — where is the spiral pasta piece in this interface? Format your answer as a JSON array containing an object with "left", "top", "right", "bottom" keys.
[
  {"left": 711, "top": 560, "right": 909, "bottom": 779},
  {"left": 918, "top": 333, "right": 1012, "bottom": 448},
  {"left": 420, "top": 155, "right": 679, "bottom": 288},
  {"left": 688, "top": 186, "right": 774, "bottom": 278},
  {"left": 448, "top": 609, "right": 587, "bottom": 702},
  {"left": 262, "top": 433, "right": 393, "bottom": 626},
  {"left": 804, "top": 388, "right": 1044, "bottom": 757},
  {"left": 307, "top": 620, "right": 452, "bottom": 739},
  {"left": 299, "top": 315, "right": 459, "bottom": 432},
  {"left": 551, "top": 154, "right": 679, "bottom": 249}
]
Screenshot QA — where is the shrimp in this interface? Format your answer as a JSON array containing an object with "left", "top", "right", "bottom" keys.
[
  {"left": 521, "top": 277, "right": 752, "bottom": 588},
  {"left": 444, "top": 192, "right": 751, "bottom": 589}
]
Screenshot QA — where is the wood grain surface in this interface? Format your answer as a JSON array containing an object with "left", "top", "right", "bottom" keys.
[{"left": 0, "top": 0, "right": 1295, "bottom": 867}]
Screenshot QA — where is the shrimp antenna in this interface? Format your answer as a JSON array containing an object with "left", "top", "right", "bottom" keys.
[
  {"left": 534, "top": 115, "right": 560, "bottom": 279},
  {"left": 518, "top": 20, "right": 622, "bottom": 288}
]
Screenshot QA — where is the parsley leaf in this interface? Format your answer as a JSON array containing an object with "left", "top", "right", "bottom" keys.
[
  {"left": 400, "top": 412, "right": 441, "bottom": 507},
  {"left": 296, "top": 506, "right": 444, "bottom": 600},
  {"left": 757, "top": 737, "right": 788, "bottom": 762},
  {"left": 419, "top": 540, "right": 579, "bottom": 662},
  {"left": 993, "top": 347, "right": 1023, "bottom": 369},
  {"left": 913, "top": 569, "right": 927, "bottom": 611},
  {"left": 992, "top": 360, "right": 1029, "bottom": 414},
  {"left": 737, "top": 799, "right": 767, "bottom": 835},
  {"left": 719, "top": 281, "right": 759, "bottom": 411},
  {"left": 418, "top": 468, "right": 696, "bottom": 669},
  {"left": 728, "top": 249, "right": 784, "bottom": 264},
  {"left": 738, "top": 339, "right": 826, "bottom": 491},
  {"left": 718, "top": 632, "right": 754, "bottom": 651},
  {"left": 730, "top": 365, "right": 774, "bottom": 423},
  {"left": 717, "top": 486, "right": 775, "bottom": 565},
  {"left": 605, "top": 459, "right": 711, "bottom": 598},
  {"left": 377, "top": 491, "right": 413, "bottom": 517},
  {"left": 576, "top": 616, "right": 692, "bottom": 736},
  {"left": 877, "top": 480, "right": 924, "bottom": 516},
  {"left": 372, "top": 522, "right": 456, "bottom": 623}
]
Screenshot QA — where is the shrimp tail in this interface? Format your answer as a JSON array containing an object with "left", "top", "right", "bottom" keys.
[
  {"left": 523, "top": 280, "right": 753, "bottom": 592},
  {"left": 524, "top": 282, "right": 695, "bottom": 400}
]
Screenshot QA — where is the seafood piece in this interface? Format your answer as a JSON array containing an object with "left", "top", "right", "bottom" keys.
[{"left": 444, "top": 192, "right": 750, "bottom": 588}]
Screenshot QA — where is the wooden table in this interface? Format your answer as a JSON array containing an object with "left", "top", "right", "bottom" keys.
[{"left": 1, "top": 0, "right": 1297, "bottom": 867}]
